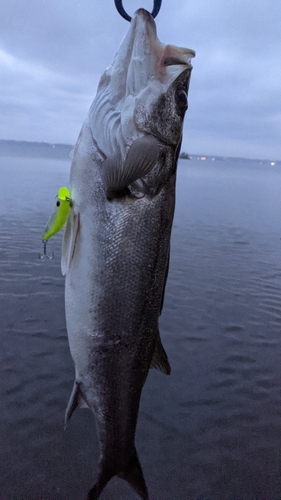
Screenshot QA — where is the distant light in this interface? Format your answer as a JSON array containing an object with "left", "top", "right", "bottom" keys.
[
  {"left": 200, "top": 157, "right": 206, "bottom": 161},
  {"left": 270, "top": 162, "right": 275, "bottom": 166},
  {"left": 211, "top": 157, "right": 215, "bottom": 161}
]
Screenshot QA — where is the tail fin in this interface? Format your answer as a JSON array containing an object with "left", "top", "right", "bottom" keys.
[
  {"left": 87, "top": 447, "right": 148, "bottom": 500},
  {"left": 117, "top": 450, "right": 148, "bottom": 499}
]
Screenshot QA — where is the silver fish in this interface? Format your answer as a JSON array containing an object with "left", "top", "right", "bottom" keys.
[{"left": 62, "top": 8, "right": 195, "bottom": 500}]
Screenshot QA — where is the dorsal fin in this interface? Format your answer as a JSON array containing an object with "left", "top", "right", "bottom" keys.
[{"left": 150, "top": 330, "right": 171, "bottom": 375}]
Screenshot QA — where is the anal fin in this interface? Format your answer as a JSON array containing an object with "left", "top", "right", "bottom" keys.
[{"left": 64, "top": 380, "right": 89, "bottom": 429}]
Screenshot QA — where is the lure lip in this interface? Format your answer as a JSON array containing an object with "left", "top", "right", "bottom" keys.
[{"left": 58, "top": 186, "right": 71, "bottom": 201}]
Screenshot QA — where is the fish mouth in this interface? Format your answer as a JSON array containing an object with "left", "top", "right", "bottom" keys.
[
  {"left": 90, "top": 8, "right": 195, "bottom": 159},
  {"left": 111, "top": 8, "right": 195, "bottom": 94}
]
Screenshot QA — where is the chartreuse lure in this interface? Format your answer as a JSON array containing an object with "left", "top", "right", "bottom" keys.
[{"left": 39, "top": 187, "right": 72, "bottom": 259}]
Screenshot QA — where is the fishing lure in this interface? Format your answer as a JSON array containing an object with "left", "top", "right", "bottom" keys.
[{"left": 39, "top": 186, "right": 72, "bottom": 259}]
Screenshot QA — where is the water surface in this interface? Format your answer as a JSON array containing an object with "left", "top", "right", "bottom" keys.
[{"left": 1, "top": 157, "right": 281, "bottom": 499}]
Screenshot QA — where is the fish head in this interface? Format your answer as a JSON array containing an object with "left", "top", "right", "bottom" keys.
[
  {"left": 89, "top": 8, "right": 195, "bottom": 159},
  {"left": 134, "top": 52, "right": 193, "bottom": 146}
]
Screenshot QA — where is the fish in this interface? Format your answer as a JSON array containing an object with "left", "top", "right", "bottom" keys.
[{"left": 62, "top": 8, "right": 195, "bottom": 500}]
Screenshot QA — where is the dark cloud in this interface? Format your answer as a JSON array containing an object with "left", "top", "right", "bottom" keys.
[{"left": 0, "top": 0, "right": 280, "bottom": 159}]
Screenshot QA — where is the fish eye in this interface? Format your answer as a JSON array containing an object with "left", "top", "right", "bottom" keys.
[
  {"left": 56, "top": 200, "right": 60, "bottom": 207},
  {"left": 176, "top": 90, "right": 188, "bottom": 111}
]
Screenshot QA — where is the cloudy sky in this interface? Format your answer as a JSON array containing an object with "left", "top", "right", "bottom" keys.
[{"left": 0, "top": 0, "right": 280, "bottom": 160}]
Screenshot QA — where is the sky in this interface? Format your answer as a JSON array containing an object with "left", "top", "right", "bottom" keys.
[{"left": 0, "top": 0, "right": 280, "bottom": 160}]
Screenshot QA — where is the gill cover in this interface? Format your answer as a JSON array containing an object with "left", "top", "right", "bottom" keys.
[{"left": 42, "top": 187, "right": 72, "bottom": 241}]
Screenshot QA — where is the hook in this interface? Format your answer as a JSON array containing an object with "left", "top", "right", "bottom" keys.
[
  {"left": 114, "top": 0, "right": 162, "bottom": 22},
  {"left": 39, "top": 240, "right": 54, "bottom": 260}
]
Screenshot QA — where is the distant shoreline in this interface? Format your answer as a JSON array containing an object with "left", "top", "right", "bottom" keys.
[
  {"left": 0, "top": 139, "right": 279, "bottom": 165},
  {"left": 0, "top": 139, "right": 73, "bottom": 160}
]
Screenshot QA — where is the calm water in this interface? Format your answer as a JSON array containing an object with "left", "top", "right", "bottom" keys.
[{"left": 1, "top": 156, "right": 281, "bottom": 500}]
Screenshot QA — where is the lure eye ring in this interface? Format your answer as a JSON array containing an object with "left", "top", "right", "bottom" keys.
[{"left": 114, "top": 0, "right": 162, "bottom": 22}]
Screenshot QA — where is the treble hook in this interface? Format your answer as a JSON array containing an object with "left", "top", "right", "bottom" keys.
[
  {"left": 114, "top": 0, "right": 162, "bottom": 22},
  {"left": 39, "top": 240, "right": 54, "bottom": 260}
]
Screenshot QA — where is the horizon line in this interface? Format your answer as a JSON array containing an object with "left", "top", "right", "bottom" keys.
[{"left": 0, "top": 138, "right": 280, "bottom": 164}]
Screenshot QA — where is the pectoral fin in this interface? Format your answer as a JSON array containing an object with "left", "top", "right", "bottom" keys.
[
  {"left": 103, "top": 135, "right": 159, "bottom": 197},
  {"left": 150, "top": 331, "right": 171, "bottom": 375},
  {"left": 61, "top": 209, "right": 80, "bottom": 276}
]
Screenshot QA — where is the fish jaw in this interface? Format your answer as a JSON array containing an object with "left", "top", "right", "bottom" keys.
[{"left": 89, "top": 8, "right": 195, "bottom": 161}]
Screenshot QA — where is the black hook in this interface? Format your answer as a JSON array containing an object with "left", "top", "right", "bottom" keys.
[{"left": 114, "top": 0, "right": 162, "bottom": 22}]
